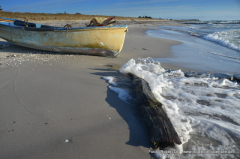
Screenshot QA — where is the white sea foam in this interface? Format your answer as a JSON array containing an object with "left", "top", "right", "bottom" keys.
[
  {"left": 120, "top": 58, "right": 240, "bottom": 159},
  {"left": 108, "top": 86, "right": 132, "bottom": 104},
  {"left": 103, "top": 76, "right": 133, "bottom": 104},
  {"left": 120, "top": 58, "right": 193, "bottom": 153},
  {"left": 204, "top": 29, "right": 240, "bottom": 52},
  {"left": 188, "top": 26, "right": 200, "bottom": 29},
  {"left": 103, "top": 76, "right": 117, "bottom": 86}
]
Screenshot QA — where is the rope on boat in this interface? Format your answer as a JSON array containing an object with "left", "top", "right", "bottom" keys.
[{"left": 63, "top": 24, "right": 72, "bottom": 36}]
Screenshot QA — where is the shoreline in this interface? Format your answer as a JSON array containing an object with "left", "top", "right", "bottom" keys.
[
  {"left": 0, "top": 20, "right": 187, "bottom": 159},
  {"left": 29, "top": 20, "right": 187, "bottom": 70},
  {"left": 145, "top": 24, "right": 240, "bottom": 74}
]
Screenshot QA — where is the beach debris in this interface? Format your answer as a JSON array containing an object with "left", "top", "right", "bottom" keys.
[
  {"left": 106, "top": 115, "right": 112, "bottom": 120},
  {"left": 131, "top": 74, "right": 182, "bottom": 148},
  {"left": 64, "top": 139, "right": 69, "bottom": 143},
  {"left": 86, "top": 16, "right": 116, "bottom": 27}
]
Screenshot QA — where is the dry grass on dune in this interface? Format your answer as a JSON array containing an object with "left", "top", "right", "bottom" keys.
[{"left": 0, "top": 11, "right": 162, "bottom": 21}]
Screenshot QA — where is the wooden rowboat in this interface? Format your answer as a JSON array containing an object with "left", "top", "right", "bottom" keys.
[{"left": 0, "top": 17, "right": 128, "bottom": 57}]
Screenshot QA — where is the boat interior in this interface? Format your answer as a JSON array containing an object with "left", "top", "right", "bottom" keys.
[
  {"left": 0, "top": 17, "right": 126, "bottom": 31},
  {"left": 0, "top": 17, "right": 60, "bottom": 31}
]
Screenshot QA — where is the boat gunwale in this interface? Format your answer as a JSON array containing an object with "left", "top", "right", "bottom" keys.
[{"left": 0, "top": 17, "right": 128, "bottom": 31}]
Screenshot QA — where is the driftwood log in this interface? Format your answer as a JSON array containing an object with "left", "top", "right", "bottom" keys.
[{"left": 130, "top": 74, "right": 182, "bottom": 148}]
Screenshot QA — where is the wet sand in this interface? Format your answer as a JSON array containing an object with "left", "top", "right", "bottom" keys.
[{"left": 0, "top": 20, "right": 184, "bottom": 159}]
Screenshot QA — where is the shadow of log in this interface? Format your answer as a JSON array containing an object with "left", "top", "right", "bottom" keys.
[{"left": 90, "top": 68, "right": 154, "bottom": 149}]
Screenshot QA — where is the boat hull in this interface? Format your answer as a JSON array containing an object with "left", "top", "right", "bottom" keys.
[{"left": 0, "top": 19, "right": 128, "bottom": 57}]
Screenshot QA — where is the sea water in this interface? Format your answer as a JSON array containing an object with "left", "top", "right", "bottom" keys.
[
  {"left": 104, "top": 21, "right": 240, "bottom": 159},
  {"left": 146, "top": 21, "right": 240, "bottom": 73}
]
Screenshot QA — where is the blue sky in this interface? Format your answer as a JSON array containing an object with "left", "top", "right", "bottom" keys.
[{"left": 1, "top": 0, "right": 240, "bottom": 20}]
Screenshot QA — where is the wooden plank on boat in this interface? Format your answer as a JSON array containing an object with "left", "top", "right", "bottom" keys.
[{"left": 131, "top": 74, "right": 182, "bottom": 148}]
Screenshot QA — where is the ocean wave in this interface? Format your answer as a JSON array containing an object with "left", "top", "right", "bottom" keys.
[
  {"left": 204, "top": 29, "right": 240, "bottom": 52},
  {"left": 119, "top": 58, "right": 240, "bottom": 159}
]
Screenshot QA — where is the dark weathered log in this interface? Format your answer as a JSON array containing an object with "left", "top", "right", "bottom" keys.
[{"left": 131, "top": 74, "right": 182, "bottom": 147}]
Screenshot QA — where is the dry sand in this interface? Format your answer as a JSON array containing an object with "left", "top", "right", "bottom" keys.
[{"left": 0, "top": 20, "right": 185, "bottom": 159}]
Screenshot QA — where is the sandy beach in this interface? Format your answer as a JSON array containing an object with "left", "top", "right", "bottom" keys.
[{"left": 0, "top": 20, "right": 185, "bottom": 159}]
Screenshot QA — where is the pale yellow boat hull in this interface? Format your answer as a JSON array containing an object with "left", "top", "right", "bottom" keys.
[{"left": 0, "top": 17, "right": 128, "bottom": 57}]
